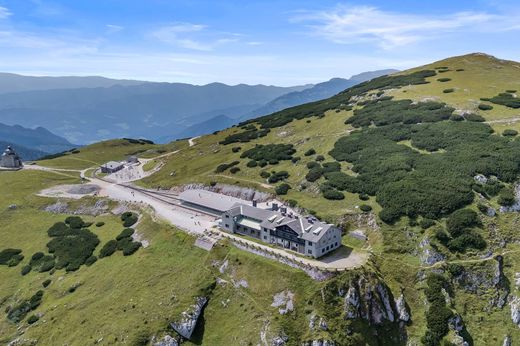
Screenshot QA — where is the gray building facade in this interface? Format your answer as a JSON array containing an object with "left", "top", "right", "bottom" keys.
[
  {"left": 221, "top": 203, "right": 342, "bottom": 258},
  {"left": 1, "top": 146, "right": 22, "bottom": 169}
]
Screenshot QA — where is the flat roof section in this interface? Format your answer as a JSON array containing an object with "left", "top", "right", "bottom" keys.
[{"left": 179, "top": 189, "right": 248, "bottom": 214}]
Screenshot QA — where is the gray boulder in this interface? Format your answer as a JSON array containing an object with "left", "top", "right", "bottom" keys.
[{"left": 170, "top": 297, "right": 207, "bottom": 340}]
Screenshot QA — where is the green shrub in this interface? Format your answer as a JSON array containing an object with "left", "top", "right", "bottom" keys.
[
  {"left": 231, "top": 146, "right": 241, "bottom": 153},
  {"left": 422, "top": 273, "right": 453, "bottom": 344},
  {"left": 31, "top": 252, "right": 44, "bottom": 261},
  {"left": 241, "top": 144, "right": 295, "bottom": 163},
  {"left": 503, "top": 129, "right": 518, "bottom": 136},
  {"left": 449, "top": 114, "right": 464, "bottom": 121},
  {"left": 434, "top": 228, "right": 450, "bottom": 244},
  {"left": 287, "top": 200, "right": 298, "bottom": 207},
  {"left": 99, "top": 240, "right": 118, "bottom": 258},
  {"left": 443, "top": 88, "right": 454, "bottom": 93},
  {"left": 268, "top": 171, "right": 289, "bottom": 183},
  {"left": 117, "top": 228, "right": 135, "bottom": 240},
  {"left": 219, "top": 128, "right": 270, "bottom": 145},
  {"left": 229, "top": 167, "right": 240, "bottom": 174},
  {"left": 464, "top": 113, "right": 485, "bottom": 122},
  {"left": 359, "top": 193, "right": 370, "bottom": 201},
  {"left": 38, "top": 258, "right": 55, "bottom": 273},
  {"left": 258, "top": 160, "right": 268, "bottom": 167},
  {"left": 0, "top": 248, "right": 23, "bottom": 266},
  {"left": 47, "top": 223, "right": 100, "bottom": 272},
  {"left": 498, "top": 188, "right": 516, "bottom": 206},
  {"left": 291, "top": 156, "right": 301, "bottom": 163},
  {"left": 506, "top": 90, "right": 517, "bottom": 93},
  {"left": 323, "top": 189, "right": 344, "bottom": 200},
  {"left": 95, "top": 222, "right": 105, "bottom": 227},
  {"left": 47, "top": 222, "right": 70, "bottom": 237},
  {"left": 7, "top": 291, "right": 44, "bottom": 323},
  {"left": 304, "top": 148, "right": 316, "bottom": 156},
  {"left": 477, "top": 203, "right": 488, "bottom": 214},
  {"left": 21, "top": 265, "right": 31, "bottom": 276},
  {"left": 420, "top": 218, "right": 435, "bottom": 229},
  {"left": 446, "top": 209, "right": 481, "bottom": 237},
  {"left": 27, "top": 315, "right": 39, "bottom": 324},
  {"left": 85, "top": 255, "right": 97, "bottom": 266},
  {"left": 275, "top": 183, "right": 291, "bottom": 195},
  {"left": 321, "top": 162, "right": 341, "bottom": 173},
  {"left": 478, "top": 104, "right": 493, "bottom": 111},
  {"left": 65, "top": 216, "right": 86, "bottom": 229},
  {"left": 437, "top": 78, "right": 451, "bottom": 82},
  {"left": 42, "top": 279, "right": 52, "bottom": 288},
  {"left": 305, "top": 168, "right": 323, "bottom": 182},
  {"left": 215, "top": 160, "right": 239, "bottom": 173},
  {"left": 122, "top": 242, "right": 142, "bottom": 256},
  {"left": 117, "top": 237, "right": 132, "bottom": 251},
  {"left": 121, "top": 212, "right": 138, "bottom": 227},
  {"left": 447, "top": 231, "right": 486, "bottom": 252},
  {"left": 484, "top": 92, "right": 520, "bottom": 109},
  {"left": 260, "top": 171, "right": 271, "bottom": 179},
  {"left": 456, "top": 68, "right": 465, "bottom": 72},
  {"left": 306, "top": 161, "right": 320, "bottom": 169},
  {"left": 246, "top": 160, "right": 257, "bottom": 168},
  {"left": 315, "top": 155, "right": 325, "bottom": 161},
  {"left": 359, "top": 204, "right": 372, "bottom": 212}
]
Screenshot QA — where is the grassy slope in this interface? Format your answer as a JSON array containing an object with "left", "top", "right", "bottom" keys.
[
  {"left": 0, "top": 169, "right": 319, "bottom": 345},
  {"left": 139, "top": 53, "right": 520, "bottom": 344},
  {"left": 36, "top": 139, "right": 186, "bottom": 170}
]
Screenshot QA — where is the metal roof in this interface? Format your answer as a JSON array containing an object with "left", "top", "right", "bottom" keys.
[
  {"left": 180, "top": 189, "right": 247, "bottom": 213},
  {"left": 103, "top": 161, "right": 124, "bottom": 169}
]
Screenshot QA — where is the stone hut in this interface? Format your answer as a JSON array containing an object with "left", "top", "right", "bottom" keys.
[{"left": 1, "top": 146, "right": 23, "bottom": 169}]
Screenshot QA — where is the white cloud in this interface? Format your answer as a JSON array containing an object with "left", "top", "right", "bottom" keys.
[
  {"left": 0, "top": 6, "right": 11, "bottom": 19},
  {"left": 106, "top": 24, "right": 124, "bottom": 34},
  {"left": 151, "top": 23, "right": 238, "bottom": 51},
  {"left": 292, "top": 5, "right": 518, "bottom": 49}
]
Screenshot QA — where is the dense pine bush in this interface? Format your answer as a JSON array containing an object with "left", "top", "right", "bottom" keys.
[
  {"left": 65, "top": 216, "right": 86, "bottom": 229},
  {"left": 275, "top": 183, "right": 291, "bottom": 195},
  {"left": 443, "top": 88, "right": 454, "bottom": 93},
  {"left": 46, "top": 221, "right": 100, "bottom": 271},
  {"left": 503, "top": 129, "right": 518, "bottom": 136},
  {"left": 121, "top": 212, "right": 138, "bottom": 227},
  {"left": 215, "top": 160, "right": 240, "bottom": 173},
  {"left": 240, "top": 144, "right": 295, "bottom": 163},
  {"left": 95, "top": 222, "right": 105, "bottom": 227},
  {"left": 437, "top": 78, "right": 451, "bottom": 82},
  {"left": 0, "top": 248, "right": 23, "bottom": 267},
  {"left": 498, "top": 188, "right": 516, "bottom": 206},
  {"left": 116, "top": 228, "right": 135, "bottom": 240},
  {"left": 464, "top": 113, "right": 485, "bottom": 122},
  {"left": 484, "top": 92, "right": 520, "bottom": 109},
  {"left": 305, "top": 168, "right": 323, "bottom": 182},
  {"left": 246, "top": 160, "right": 257, "bottom": 168},
  {"left": 268, "top": 171, "right": 289, "bottom": 183},
  {"left": 359, "top": 204, "right": 372, "bottom": 212},
  {"left": 219, "top": 128, "right": 270, "bottom": 145},
  {"left": 229, "top": 167, "right": 241, "bottom": 174},
  {"left": 99, "top": 240, "right": 118, "bottom": 258},
  {"left": 260, "top": 171, "right": 271, "bottom": 179},
  {"left": 478, "top": 104, "right": 493, "bottom": 111},
  {"left": 239, "top": 70, "right": 436, "bottom": 129},
  {"left": 27, "top": 315, "right": 39, "bottom": 324},
  {"left": 304, "top": 148, "right": 316, "bottom": 156},
  {"left": 42, "top": 279, "right": 52, "bottom": 288}
]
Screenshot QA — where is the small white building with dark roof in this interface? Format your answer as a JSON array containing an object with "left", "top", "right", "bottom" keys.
[
  {"left": 221, "top": 203, "right": 342, "bottom": 258},
  {"left": 100, "top": 161, "right": 124, "bottom": 174},
  {"left": 1, "top": 146, "right": 23, "bottom": 169}
]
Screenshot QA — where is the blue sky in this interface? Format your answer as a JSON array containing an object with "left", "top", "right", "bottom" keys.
[{"left": 0, "top": 0, "right": 519, "bottom": 85}]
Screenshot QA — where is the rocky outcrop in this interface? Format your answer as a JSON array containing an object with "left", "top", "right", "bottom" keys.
[
  {"left": 272, "top": 334, "right": 289, "bottom": 346},
  {"left": 170, "top": 297, "right": 207, "bottom": 340},
  {"left": 503, "top": 335, "right": 512, "bottom": 346},
  {"left": 510, "top": 296, "right": 520, "bottom": 326},
  {"left": 153, "top": 335, "right": 179, "bottom": 346},
  {"left": 302, "top": 340, "right": 335, "bottom": 346},
  {"left": 419, "top": 238, "right": 445, "bottom": 266},
  {"left": 343, "top": 275, "right": 398, "bottom": 325},
  {"left": 272, "top": 290, "right": 295, "bottom": 315},
  {"left": 394, "top": 293, "right": 410, "bottom": 322}
]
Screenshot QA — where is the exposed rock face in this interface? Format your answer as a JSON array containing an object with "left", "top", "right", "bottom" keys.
[
  {"left": 510, "top": 296, "right": 520, "bottom": 326},
  {"left": 302, "top": 340, "right": 335, "bottom": 346},
  {"left": 503, "top": 335, "right": 512, "bottom": 346},
  {"left": 170, "top": 297, "right": 207, "bottom": 340},
  {"left": 343, "top": 276, "right": 398, "bottom": 325},
  {"left": 395, "top": 293, "right": 410, "bottom": 322},
  {"left": 153, "top": 335, "right": 179, "bottom": 346},
  {"left": 451, "top": 256, "right": 509, "bottom": 309},
  {"left": 271, "top": 290, "right": 295, "bottom": 315},
  {"left": 419, "top": 238, "right": 445, "bottom": 265},
  {"left": 272, "top": 334, "right": 289, "bottom": 346}
]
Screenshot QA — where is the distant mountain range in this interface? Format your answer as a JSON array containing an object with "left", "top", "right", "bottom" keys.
[
  {"left": 0, "top": 73, "right": 147, "bottom": 94},
  {"left": 247, "top": 69, "right": 398, "bottom": 118},
  {"left": 0, "top": 123, "right": 75, "bottom": 159},
  {"left": 0, "top": 69, "right": 397, "bottom": 144},
  {"left": 159, "top": 69, "right": 398, "bottom": 142}
]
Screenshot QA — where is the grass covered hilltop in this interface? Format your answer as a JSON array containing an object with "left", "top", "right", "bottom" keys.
[{"left": 3, "top": 53, "right": 520, "bottom": 345}]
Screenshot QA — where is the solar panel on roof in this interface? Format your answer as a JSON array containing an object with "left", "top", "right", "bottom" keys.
[{"left": 312, "top": 227, "right": 323, "bottom": 235}]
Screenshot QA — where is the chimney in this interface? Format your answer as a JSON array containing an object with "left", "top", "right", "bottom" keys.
[
  {"left": 252, "top": 200, "right": 257, "bottom": 207},
  {"left": 272, "top": 203, "right": 279, "bottom": 211}
]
